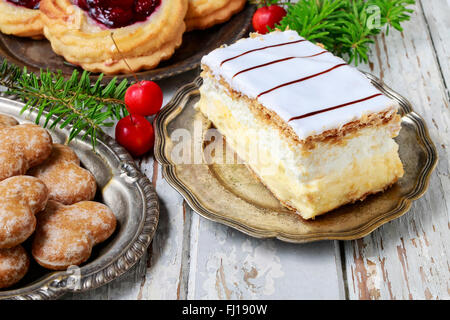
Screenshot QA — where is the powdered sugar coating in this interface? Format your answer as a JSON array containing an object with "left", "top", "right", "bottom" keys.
[
  {"left": 0, "top": 123, "right": 53, "bottom": 181},
  {"left": 0, "top": 245, "right": 29, "bottom": 289},
  {"left": 28, "top": 144, "right": 97, "bottom": 205},
  {"left": 32, "top": 200, "right": 116, "bottom": 270},
  {"left": 0, "top": 176, "right": 49, "bottom": 248}
]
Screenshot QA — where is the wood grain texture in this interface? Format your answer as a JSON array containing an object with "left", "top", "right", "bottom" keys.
[
  {"left": 420, "top": 0, "right": 450, "bottom": 99},
  {"left": 187, "top": 214, "right": 344, "bottom": 299},
  {"left": 343, "top": 1, "right": 450, "bottom": 300}
]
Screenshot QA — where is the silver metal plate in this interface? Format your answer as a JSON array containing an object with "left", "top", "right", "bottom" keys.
[
  {"left": 154, "top": 75, "right": 438, "bottom": 243},
  {"left": 0, "top": 97, "right": 159, "bottom": 300}
]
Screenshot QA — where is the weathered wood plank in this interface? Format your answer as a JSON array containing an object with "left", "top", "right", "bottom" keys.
[
  {"left": 131, "top": 158, "right": 190, "bottom": 300},
  {"left": 343, "top": 2, "right": 450, "bottom": 300},
  {"left": 187, "top": 216, "right": 344, "bottom": 299},
  {"left": 130, "top": 70, "right": 200, "bottom": 300},
  {"left": 420, "top": 0, "right": 450, "bottom": 99}
]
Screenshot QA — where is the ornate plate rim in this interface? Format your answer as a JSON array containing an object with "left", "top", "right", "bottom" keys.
[
  {"left": 0, "top": 96, "right": 159, "bottom": 300},
  {"left": 154, "top": 75, "right": 438, "bottom": 243}
]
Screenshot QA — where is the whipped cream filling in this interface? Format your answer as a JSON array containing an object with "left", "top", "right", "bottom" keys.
[{"left": 201, "top": 30, "right": 399, "bottom": 140}]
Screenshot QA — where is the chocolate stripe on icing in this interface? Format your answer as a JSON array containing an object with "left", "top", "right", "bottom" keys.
[
  {"left": 257, "top": 63, "right": 347, "bottom": 98},
  {"left": 220, "top": 39, "right": 306, "bottom": 66},
  {"left": 232, "top": 51, "right": 328, "bottom": 79},
  {"left": 288, "top": 93, "right": 383, "bottom": 122}
]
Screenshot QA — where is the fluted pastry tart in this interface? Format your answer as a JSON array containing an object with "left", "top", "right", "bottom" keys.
[
  {"left": 40, "top": 0, "right": 188, "bottom": 74},
  {"left": 0, "top": 0, "right": 44, "bottom": 39},
  {"left": 185, "top": 0, "right": 246, "bottom": 31}
]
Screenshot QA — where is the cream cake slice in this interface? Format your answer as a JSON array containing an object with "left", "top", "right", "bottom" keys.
[{"left": 197, "top": 30, "right": 404, "bottom": 220}]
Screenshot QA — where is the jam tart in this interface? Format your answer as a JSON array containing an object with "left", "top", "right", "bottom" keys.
[{"left": 40, "top": 0, "right": 188, "bottom": 74}]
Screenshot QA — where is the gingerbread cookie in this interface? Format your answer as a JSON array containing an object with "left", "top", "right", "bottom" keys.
[
  {"left": 0, "top": 245, "right": 29, "bottom": 289},
  {"left": 32, "top": 200, "right": 116, "bottom": 270},
  {"left": 185, "top": 0, "right": 246, "bottom": 31},
  {"left": 0, "top": 123, "right": 53, "bottom": 182},
  {"left": 0, "top": 114, "right": 18, "bottom": 129},
  {"left": 28, "top": 144, "right": 97, "bottom": 205},
  {"left": 0, "top": 176, "right": 49, "bottom": 249}
]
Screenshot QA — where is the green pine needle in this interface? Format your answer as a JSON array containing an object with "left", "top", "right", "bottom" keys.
[
  {"left": 263, "top": 0, "right": 415, "bottom": 65},
  {"left": 0, "top": 60, "right": 129, "bottom": 149}
]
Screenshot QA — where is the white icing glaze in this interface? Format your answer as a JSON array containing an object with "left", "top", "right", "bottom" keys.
[{"left": 201, "top": 30, "right": 398, "bottom": 139}]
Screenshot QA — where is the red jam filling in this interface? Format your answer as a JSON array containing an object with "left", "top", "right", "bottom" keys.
[
  {"left": 6, "top": 0, "right": 40, "bottom": 9},
  {"left": 74, "top": 0, "right": 161, "bottom": 29}
]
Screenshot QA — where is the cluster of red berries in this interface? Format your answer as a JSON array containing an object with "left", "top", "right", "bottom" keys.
[{"left": 115, "top": 80, "right": 162, "bottom": 157}]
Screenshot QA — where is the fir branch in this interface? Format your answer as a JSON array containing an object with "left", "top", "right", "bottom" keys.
[
  {"left": 0, "top": 60, "right": 24, "bottom": 88},
  {"left": 268, "top": 0, "right": 415, "bottom": 64},
  {"left": 0, "top": 59, "right": 129, "bottom": 149}
]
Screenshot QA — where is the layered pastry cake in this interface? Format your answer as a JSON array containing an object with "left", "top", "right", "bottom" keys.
[{"left": 198, "top": 30, "right": 404, "bottom": 220}]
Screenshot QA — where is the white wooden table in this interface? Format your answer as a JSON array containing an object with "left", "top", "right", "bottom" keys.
[{"left": 67, "top": 0, "right": 449, "bottom": 300}]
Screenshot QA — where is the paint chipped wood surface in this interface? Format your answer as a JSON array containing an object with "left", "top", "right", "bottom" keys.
[
  {"left": 66, "top": 0, "right": 449, "bottom": 300},
  {"left": 343, "top": 0, "right": 450, "bottom": 300}
]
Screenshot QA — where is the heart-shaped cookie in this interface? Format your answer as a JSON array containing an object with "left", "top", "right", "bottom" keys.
[
  {"left": 28, "top": 144, "right": 97, "bottom": 205},
  {"left": 0, "top": 176, "right": 49, "bottom": 249},
  {"left": 0, "top": 123, "right": 53, "bottom": 181},
  {"left": 32, "top": 200, "right": 116, "bottom": 270},
  {"left": 0, "top": 245, "right": 29, "bottom": 289},
  {"left": 0, "top": 114, "right": 18, "bottom": 129}
]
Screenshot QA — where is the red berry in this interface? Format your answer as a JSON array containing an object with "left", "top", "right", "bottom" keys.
[
  {"left": 87, "top": 0, "right": 132, "bottom": 9},
  {"left": 108, "top": 7, "right": 133, "bottom": 27},
  {"left": 106, "top": 0, "right": 134, "bottom": 9},
  {"left": 89, "top": 6, "right": 133, "bottom": 28},
  {"left": 76, "top": 0, "right": 89, "bottom": 10},
  {"left": 86, "top": 0, "right": 105, "bottom": 8},
  {"left": 115, "top": 115, "right": 155, "bottom": 157},
  {"left": 77, "top": 0, "right": 160, "bottom": 28},
  {"left": 8, "top": 0, "right": 40, "bottom": 9},
  {"left": 252, "top": 5, "right": 287, "bottom": 34},
  {"left": 125, "top": 81, "right": 163, "bottom": 117},
  {"left": 134, "top": 0, "right": 160, "bottom": 16}
]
